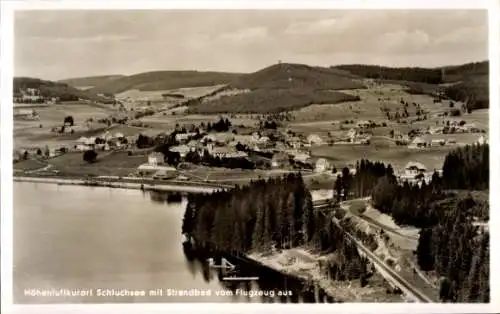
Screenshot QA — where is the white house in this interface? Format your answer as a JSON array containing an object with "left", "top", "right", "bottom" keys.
[
  {"left": 76, "top": 144, "right": 92, "bottom": 152},
  {"left": 148, "top": 152, "right": 165, "bottom": 166},
  {"left": 477, "top": 135, "right": 488, "bottom": 145},
  {"left": 175, "top": 132, "right": 197, "bottom": 143},
  {"left": 307, "top": 134, "right": 324, "bottom": 145},
  {"left": 346, "top": 128, "right": 357, "bottom": 142},
  {"left": 76, "top": 136, "right": 88, "bottom": 144},
  {"left": 315, "top": 158, "right": 330, "bottom": 173},
  {"left": 258, "top": 136, "right": 270, "bottom": 143}
]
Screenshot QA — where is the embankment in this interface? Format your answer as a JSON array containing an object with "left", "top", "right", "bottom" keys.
[{"left": 13, "top": 176, "right": 223, "bottom": 194}]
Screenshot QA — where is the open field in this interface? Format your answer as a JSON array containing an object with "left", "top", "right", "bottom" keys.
[
  {"left": 13, "top": 159, "right": 48, "bottom": 171},
  {"left": 47, "top": 151, "right": 147, "bottom": 177},
  {"left": 13, "top": 102, "right": 121, "bottom": 148},
  {"left": 310, "top": 145, "right": 454, "bottom": 171},
  {"left": 291, "top": 83, "right": 457, "bottom": 125},
  {"left": 15, "top": 102, "right": 116, "bottom": 127}
]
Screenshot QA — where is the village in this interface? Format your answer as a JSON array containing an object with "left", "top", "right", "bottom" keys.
[{"left": 13, "top": 83, "right": 489, "bottom": 188}]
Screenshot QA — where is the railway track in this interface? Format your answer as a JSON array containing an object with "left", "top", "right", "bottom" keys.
[{"left": 313, "top": 202, "right": 435, "bottom": 303}]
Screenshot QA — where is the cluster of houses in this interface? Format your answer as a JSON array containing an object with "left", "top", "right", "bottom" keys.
[
  {"left": 407, "top": 134, "right": 487, "bottom": 149},
  {"left": 74, "top": 131, "right": 129, "bottom": 152},
  {"left": 13, "top": 87, "right": 60, "bottom": 104},
  {"left": 128, "top": 129, "right": 335, "bottom": 178}
]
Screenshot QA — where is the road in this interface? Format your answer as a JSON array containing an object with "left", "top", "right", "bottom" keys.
[
  {"left": 313, "top": 202, "right": 436, "bottom": 303},
  {"left": 339, "top": 201, "right": 418, "bottom": 241}
]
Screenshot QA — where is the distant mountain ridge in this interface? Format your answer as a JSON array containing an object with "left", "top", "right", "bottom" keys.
[
  {"left": 87, "top": 71, "right": 243, "bottom": 94},
  {"left": 333, "top": 61, "right": 488, "bottom": 85}
]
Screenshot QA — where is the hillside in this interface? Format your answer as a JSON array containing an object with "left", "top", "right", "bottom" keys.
[
  {"left": 88, "top": 71, "right": 243, "bottom": 95},
  {"left": 185, "top": 63, "right": 365, "bottom": 114},
  {"left": 187, "top": 88, "right": 360, "bottom": 114},
  {"left": 443, "top": 74, "right": 489, "bottom": 110},
  {"left": 335, "top": 61, "right": 489, "bottom": 110},
  {"left": 58, "top": 75, "right": 124, "bottom": 89},
  {"left": 13, "top": 77, "right": 112, "bottom": 103},
  {"left": 231, "top": 63, "right": 364, "bottom": 90},
  {"left": 333, "top": 61, "right": 488, "bottom": 84}
]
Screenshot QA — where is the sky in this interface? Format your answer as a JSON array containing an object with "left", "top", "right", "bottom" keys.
[{"left": 14, "top": 10, "right": 488, "bottom": 81}]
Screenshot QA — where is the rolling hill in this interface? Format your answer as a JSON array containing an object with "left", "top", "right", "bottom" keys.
[
  {"left": 88, "top": 71, "right": 243, "bottom": 95},
  {"left": 58, "top": 75, "right": 124, "bottom": 89},
  {"left": 187, "top": 63, "right": 364, "bottom": 114},
  {"left": 231, "top": 63, "right": 364, "bottom": 90},
  {"left": 13, "top": 77, "right": 113, "bottom": 103}
]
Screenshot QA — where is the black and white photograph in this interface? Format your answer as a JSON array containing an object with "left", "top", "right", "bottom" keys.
[{"left": 2, "top": 2, "right": 495, "bottom": 310}]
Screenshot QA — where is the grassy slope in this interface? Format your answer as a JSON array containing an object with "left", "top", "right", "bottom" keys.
[
  {"left": 58, "top": 75, "right": 125, "bottom": 88},
  {"left": 188, "top": 63, "right": 365, "bottom": 114},
  {"left": 334, "top": 61, "right": 489, "bottom": 109},
  {"left": 13, "top": 77, "right": 111, "bottom": 102},
  {"left": 88, "top": 71, "right": 243, "bottom": 94}
]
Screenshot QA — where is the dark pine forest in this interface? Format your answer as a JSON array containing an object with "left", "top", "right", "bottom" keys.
[{"left": 182, "top": 143, "right": 489, "bottom": 302}]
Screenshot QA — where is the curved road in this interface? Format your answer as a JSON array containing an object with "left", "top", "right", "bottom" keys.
[{"left": 314, "top": 203, "right": 436, "bottom": 303}]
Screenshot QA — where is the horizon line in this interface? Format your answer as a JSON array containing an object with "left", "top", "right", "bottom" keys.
[{"left": 15, "top": 59, "right": 489, "bottom": 82}]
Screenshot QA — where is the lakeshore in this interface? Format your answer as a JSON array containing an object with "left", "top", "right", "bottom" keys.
[
  {"left": 13, "top": 174, "right": 229, "bottom": 194},
  {"left": 248, "top": 249, "right": 403, "bottom": 302},
  {"left": 13, "top": 179, "right": 398, "bottom": 302}
]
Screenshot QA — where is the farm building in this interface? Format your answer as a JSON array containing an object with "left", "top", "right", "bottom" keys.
[
  {"left": 408, "top": 137, "right": 427, "bottom": 149},
  {"left": 404, "top": 162, "right": 427, "bottom": 176}
]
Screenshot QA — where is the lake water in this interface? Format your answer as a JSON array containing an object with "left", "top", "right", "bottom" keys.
[{"left": 13, "top": 182, "right": 333, "bottom": 304}]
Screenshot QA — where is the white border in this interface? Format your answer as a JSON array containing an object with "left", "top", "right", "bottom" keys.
[{"left": 1, "top": 1, "right": 498, "bottom": 313}]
